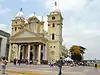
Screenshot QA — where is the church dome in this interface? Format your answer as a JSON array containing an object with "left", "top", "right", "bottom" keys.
[
  {"left": 28, "top": 13, "right": 44, "bottom": 21},
  {"left": 28, "top": 13, "right": 40, "bottom": 21},
  {"left": 28, "top": 13, "right": 34, "bottom": 18},
  {"left": 16, "top": 12, "right": 24, "bottom": 18},
  {"left": 15, "top": 8, "right": 24, "bottom": 18}
]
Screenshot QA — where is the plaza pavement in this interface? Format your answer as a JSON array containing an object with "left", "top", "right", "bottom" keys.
[{"left": 0, "top": 63, "right": 100, "bottom": 75}]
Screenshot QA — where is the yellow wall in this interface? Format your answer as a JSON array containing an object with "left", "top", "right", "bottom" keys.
[
  {"left": 10, "top": 10, "right": 64, "bottom": 62},
  {"left": 47, "top": 11, "right": 63, "bottom": 61}
]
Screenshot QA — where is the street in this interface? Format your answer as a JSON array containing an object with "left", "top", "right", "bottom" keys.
[{"left": 0, "top": 63, "right": 100, "bottom": 75}]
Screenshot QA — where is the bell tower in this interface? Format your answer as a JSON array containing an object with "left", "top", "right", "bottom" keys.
[
  {"left": 47, "top": 1, "right": 63, "bottom": 61},
  {"left": 11, "top": 8, "right": 25, "bottom": 35}
]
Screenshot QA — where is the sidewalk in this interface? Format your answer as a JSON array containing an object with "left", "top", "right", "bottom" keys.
[
  {"left": 0, "top": 63, "right": 46, "bottom": 75},
  {"left": 0, "top": 70, "right": 46, "bottom": 75},
  {"left": 0, "top": 71, "right": 24, "bottom": 75}
]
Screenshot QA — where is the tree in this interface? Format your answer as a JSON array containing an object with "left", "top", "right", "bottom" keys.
[{"left": 69, "top": 45, "right": 86, "bottom": 61}]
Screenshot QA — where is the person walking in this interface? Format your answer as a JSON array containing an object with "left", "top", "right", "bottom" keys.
[
  {"left": 94, "top": 58, "right": 97, "bottom": 69},
  {"left": 57, "top": 57, "right": 63, "bottom": 75},
  {"left": 50, "top": 60, "right": 54, "bottom": 68},
  {"left": 26, "top": 59, "right": 28, "bottom": 65},
  {"left": 1, "top": 57, "right": 7, "bottom": 74},
  {"left": 13, "top": 58, "right": 17, "bottom": 65},
  {"left": 95, "top": 63, "right": 97, "bottom": 68},
  {"left": 18, "top": 59, "right": 21, "bottom": 66}
]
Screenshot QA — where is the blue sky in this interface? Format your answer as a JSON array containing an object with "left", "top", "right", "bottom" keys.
[{"left": 0, "top": 0, "right": 100, "bottom": 60}]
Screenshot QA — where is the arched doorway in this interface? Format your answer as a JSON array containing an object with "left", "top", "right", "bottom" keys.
[
  {"left": 20, "top": 52, "right": 22, "bottom": 60},
  {"left": 40, "top": 51, "right": 43, "bottom": 64},
  {"left": 30, "top": 52, "right": 33, "bottom": 60},
  {"left": 41, "top": 52, "right": 43, "bottom": 61}
]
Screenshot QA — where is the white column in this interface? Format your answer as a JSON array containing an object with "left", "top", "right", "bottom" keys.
[
  {"left": 45, "top": 44, "right": 47, "bottom": 60},
  {"left": 37, "top": 44, "right": 41, "bottom": 64},
  {"left": 18, "top": 44, "right": 21, "bottom": 59},
  {"left": 12, "top": 44, "right": 15, "bottom": 60},
  {"left": 28, "top": 44, "right": 30, "bottom": 60},
  {"left": 16, "top": 44, "right": 18, "bottom": 59},
  {"left": 8, "top": 44, "right": 12, "bottom": 62},
  {"left": 14, "top": 44, "right": 17, "bottom": 59},
  {"left": 32, "top": 45, "right": 35, "bottom": 60},
  {"left": 22, "top": 45, "right": 24, "bottom": 59}
]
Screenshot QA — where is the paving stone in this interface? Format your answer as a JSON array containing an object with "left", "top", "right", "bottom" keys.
[{"left": 0, "top": 63, "right": 100, "bottom": 75}]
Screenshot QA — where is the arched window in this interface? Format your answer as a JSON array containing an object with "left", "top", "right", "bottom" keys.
[
  {"left": 48, "top": 24, "right": 50, "bottom": 26},
  {"left": 52, "top": 33, "right": 55, "bottom": 40},
  {"left": 15, "top": 27, "right": 17, "bottom": 31},
  {"left": 52, "top": 23, "right": 55, "bottom": 27},
  {"left": 52, "top": 16, "right": 55, "bottom": 20},
  {"left": 16, "top": 22, "right": 17, "bottom": 24}
]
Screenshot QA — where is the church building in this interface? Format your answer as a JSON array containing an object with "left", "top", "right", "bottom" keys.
[{"left": 8, "top": 2, "right": 66, "bottom": 64}]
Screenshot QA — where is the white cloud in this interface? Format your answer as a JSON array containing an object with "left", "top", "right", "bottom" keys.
[
  {"left": 1, "top": 0, "right": 99, "bottom": 60},
  {"left": 0, "top": 24, "right": 11, "bottom": 33},
  {"left": 62, "top": 21, "right": 100, "bottom": 60},
  {"left": 44, "top": 0, "right": 92, "bottom": 12},
  {"left": 21, "top": 0, "right": 32, "bottom": 3},
  {"left": 0, "top": 4, "right": 11, "bottom": 15},
  {"left": 0, "top": 0, "right": 5, "bottom": 2},
  {"left": 0, "top": 8, "right": 11, "bottom": 14},
  {"left": 0, "top": 3, "right": 11, "bottom": 32},
  {"left": 43, "top": 0, "right": 100, "bottom": 59},
  {"left": 21, "top": 0, "right": 28, "bottom": 3}
]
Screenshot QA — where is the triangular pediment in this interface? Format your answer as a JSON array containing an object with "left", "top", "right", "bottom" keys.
[{"left": 12, "top": 29, "right": 38, "bottom": 38}]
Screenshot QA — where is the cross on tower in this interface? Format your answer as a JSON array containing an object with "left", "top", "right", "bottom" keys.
[
  {"left": 34, "top": 12, "right": 36, "bottom": 16},
  {"left": 42, "top": 16, "right": 43, "bottom": 21},
  {"left": 20, "top": 8, "right": 22, "bottom": 12},
  {"left": 55, "top": 1, "right": 57, "bottom": 6}
]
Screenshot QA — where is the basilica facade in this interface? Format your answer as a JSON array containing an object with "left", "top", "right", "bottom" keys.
[{"left": 8, "top": 3, "right": 66, "bottom": 64}]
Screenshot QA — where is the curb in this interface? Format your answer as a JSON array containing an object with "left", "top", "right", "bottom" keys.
[{"left": 0, "top": 70, "right": 46, "bottom": 75}]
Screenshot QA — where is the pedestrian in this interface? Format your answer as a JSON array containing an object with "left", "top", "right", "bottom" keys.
[
  {"left": 57, "top": 57, "right": 63, "bottom": 75},
  {"left": 18, "top": 59, "right": 21, "bottom": 66},
  {"left": 1, "top": 57, "right": 7, "bottom": 74},
  {"left": 95, "top": 63, "right": 97, "bottom": 68},
  {"left": 50, "top": 60, "right": 54, "bottom": 68},
  {"left": 13, "top": 58, "right": 16, "bottom": 65},
  {"left": 26, "top": 59, "right": 28, "bottom": 65}
]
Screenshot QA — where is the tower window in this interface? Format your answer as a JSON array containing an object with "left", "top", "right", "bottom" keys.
[
  {"left": 52, "top": 16, "right": 55, "bottom": 20},
  {"left": 54, "top": 46, "right": 55, "bottom": 48},
  {"left": 50, "top": 46, "right": 52, "bottom": 48},
  {"left": 57, "top": 24, "right": 60, "bottom": 25},
  {"left": 52, "top": 33, "right": 55, "bottom": 40},
  {"left": 48, "top": 24, "right": 50, "bottom": 26},
  {"left": 16, "top": 22, "right": 17, "bottom": 24},
  {"left": 15, "top": 27, "right": 17, "bottom": 31},
  {"left": 18, "top": 27, "right": 21, "bottom": 29},
  {"left": 36, "top": 22, "right": 39, "bottom": 23},
  {"left": 29, "top": 23, "right": 31, "bottom": 24},
  {"left": 52, "top": 23, "right": 55, "bottom": 27}
]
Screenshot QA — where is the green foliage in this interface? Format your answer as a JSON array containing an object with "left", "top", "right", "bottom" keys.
[
  {"left": 71, "top": 53, "right": 82, "bottom": 61},
  {"left": 69, "top": 45, "right": 86, "bottom": 61}
]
